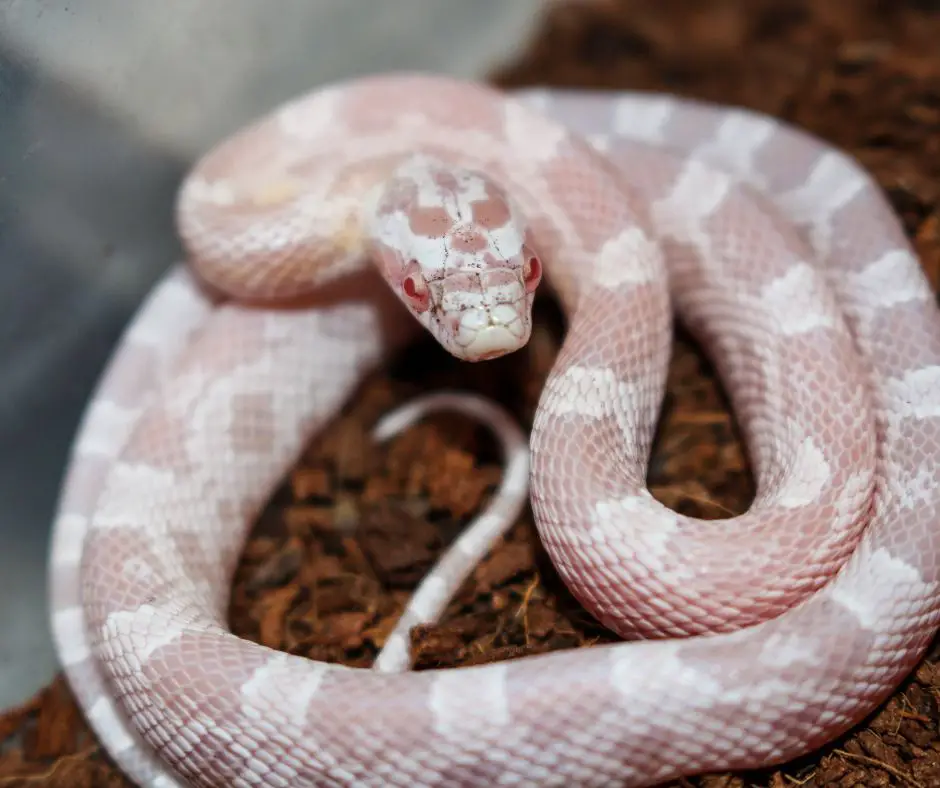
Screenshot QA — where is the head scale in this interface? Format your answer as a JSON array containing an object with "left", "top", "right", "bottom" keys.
[{"left": 366, "top": 155, "right": 542, "bottom": 361}]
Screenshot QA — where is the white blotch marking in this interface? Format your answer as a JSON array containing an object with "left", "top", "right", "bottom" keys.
[
  {"left": 88, "top": 695, "right": 136, "bottom": 753},
  {"left": 777, "top": 151, "right": 866, "bottom": 221},
  {"left": 542, "top": 366, "right": 641, "bottom": 421},
  {"left": 126, "top": 274, "right": 211, "bottom": 349},
  {"left": 586, "top": 133, "right": 611, "bottom": 152},
  {"left": 651, "top": 160, "right": 731, "bottom": 255},
  {"left": 76, "top": 400, "right": 138, "bottom": 458},
  {"left": 276, "top": 87, "right": 340, "bottom": 141},
  {"left": 592, "top": 226, "right": 661, "bottom": 289},
  {"left": 775, "top": 437, "right": 832, "bottom": 509},
  {"left": 52, "top": 513, "right": 88, "bottom": 565},
  {"left": 182, "top": 176, "right": 237, "bottom": 206},
  {"left": 695, "top": 111, "right": 775, "bottom": 181},
  {"left": 610, "top": 641, "right": 722, "bottom": 698},
  {"left": 240, "top": 653, "right": 331, "bottom": 728},
  {"left": 715, "top": 677, "right": 807, "bottom": 708},
  {"left": 102, "top": 604, "right": 189, "bottom": 664},
  {"left": 884, "top": 366, "right": 940, "bottom": 420},
  {"left": 503, "top": 100, "right": 569, "bottom": 162},
  {"left": 757, "top": 631, "right": 820, "bottom": 668},
  {"left": 845, "top": 249, "right": 933, "bottom": 309},
  {"left": 776, "top": 151, "right": 865, "bottom": 258},
  {"left": 760, "top": 263, "right": 837, "bottom": 336},
  {"left": 590, "top": 494, "right": 680, "bottom": 573},
  {"left": 612, "top": 96, "right": 674, "bottom": 143},
  {"left": 828, "top": 544, "right": 933, "bottom": 630},
  {"left": 92, "top": 464, "right": 179, "bottom": 531},
  {"left": 430, "top": 663, "right": 510, "bottom": 738},
  {"left": 53, "top": 606, "right": 90, "bottom": 665}
]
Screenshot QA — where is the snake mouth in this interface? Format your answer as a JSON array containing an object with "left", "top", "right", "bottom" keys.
[
  {"left": 461, "top": 324, "right": 524, "bottom": 361},
  {"left": 473, "top": 347, "right": 513, "bottom": 362}
]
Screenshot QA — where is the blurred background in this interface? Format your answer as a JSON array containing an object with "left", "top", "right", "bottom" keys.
[{"left": 0, "top": 0, "right": 546, "bottom": 709}]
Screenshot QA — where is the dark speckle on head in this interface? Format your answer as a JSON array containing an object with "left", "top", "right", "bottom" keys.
[{"left": 366, "top": 154, "right": 542, "bottom": 360}]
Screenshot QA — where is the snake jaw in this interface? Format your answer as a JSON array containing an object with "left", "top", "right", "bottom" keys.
[{"left": 448, "top": 282, "right": 531, "bottom": 361}]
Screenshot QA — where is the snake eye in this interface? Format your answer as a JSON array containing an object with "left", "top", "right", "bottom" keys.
[
  {"left": 522, "top": 252, "right": 542, "bottom": 293},
  {"left": 402, "top": 269, "right": 430, "bottom": 312}
]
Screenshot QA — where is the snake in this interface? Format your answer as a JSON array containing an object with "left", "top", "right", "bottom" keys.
[{"left": 46, "top": 72, "right": 940, "bottom": 787}]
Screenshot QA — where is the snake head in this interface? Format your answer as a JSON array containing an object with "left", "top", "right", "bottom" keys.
[{"left": 367, "top": 155, "right": 542, "bottom": 362}]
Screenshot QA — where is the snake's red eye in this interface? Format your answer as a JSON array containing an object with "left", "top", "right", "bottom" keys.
[
  {"left": 402, "top": 271, "right": 430, "bottom": 312},
  {"left": 523, "top": 253, "right": 542, "bottom": 293}
]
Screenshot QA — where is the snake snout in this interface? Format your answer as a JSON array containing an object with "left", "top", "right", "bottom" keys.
[
  {"left": 458, "top": 308, "right": 527, "bottom": 360},
  {"left": 440, "top": 268, "right": 530, "bottom": 361}
]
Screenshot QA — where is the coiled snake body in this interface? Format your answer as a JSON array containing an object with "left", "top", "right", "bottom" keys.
[{"left": 49, "top": 73, "right": 940, "bottom": 787}]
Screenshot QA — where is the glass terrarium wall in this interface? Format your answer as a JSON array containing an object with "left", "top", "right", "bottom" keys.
[{"left": 0, "top": 0, "right": 543, "bottom": 710}]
